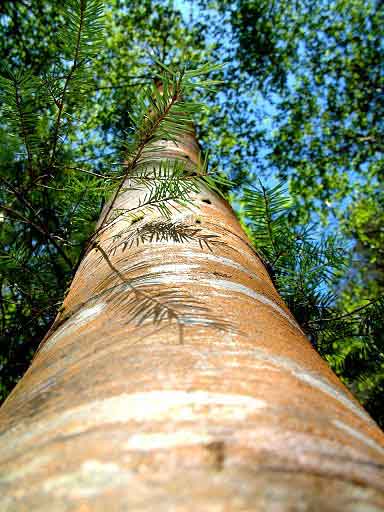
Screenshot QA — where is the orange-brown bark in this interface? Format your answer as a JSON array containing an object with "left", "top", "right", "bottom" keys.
[{"left": 1, "top": 126, "right": 384, "bottom": 511}]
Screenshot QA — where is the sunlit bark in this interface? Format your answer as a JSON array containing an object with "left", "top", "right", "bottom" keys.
[{"left": 1, "top": 124, "right": 384, "bottom": 511}]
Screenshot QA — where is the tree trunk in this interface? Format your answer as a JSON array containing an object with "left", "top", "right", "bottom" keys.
[{"left": 1, "top": 124, "right": 384, "bottom": 511}]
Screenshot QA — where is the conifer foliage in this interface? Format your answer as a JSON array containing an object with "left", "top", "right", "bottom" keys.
[{"left": 0, "top": 0, "right": 108, "bottom": 398}]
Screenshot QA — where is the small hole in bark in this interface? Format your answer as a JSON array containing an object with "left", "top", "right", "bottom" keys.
[
  {"left": 202, "top": 198, "right": 211, "bottom": 204},
  {"left": 213, "top": 271, "right": 230, "bottom": 278},
  {"left": 205, "top": 441, "right": 225, "bottom": 471},
  {"left": 195, "top": 219, "right": 202, "bottom": 224}
]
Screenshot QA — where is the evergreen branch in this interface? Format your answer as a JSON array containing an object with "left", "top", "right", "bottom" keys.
[
  {"left": 1, "top": 174, "right": 74, "bottom": 267},
  {"left": 241, "top": 181, "right": 349, "bottom": 347},
  {"left": 49, "top": 0, "right": 104, "bottom": 166},
  {"left": 0, "top": 204, "right": 72, "bottom": 268},
  {"left": 243, "top": 181, "right": 291, "bottom": 259},
  {"left": 96, "top": 75, "right": 184, "bottom": 231},
  {"left": 0, "top": 67, "right": 42, "bottom": 176},
  {"left": 13, "top": 78, "right": 33, "bottom": 176},
  {"left": 308, "top": 297, "right": 384, "bottom": 326},
  {"left": 49, "top": 2, "right": 85, "bottom": 165},
  {"left": 97, "top": 158, "right": 230, "bottom": 236},
  {"left": 55, "top": 165, "right": 120, "bottom": 180},
  {"left": 262, "top": 181, "right": 277, "bottom": 254}
]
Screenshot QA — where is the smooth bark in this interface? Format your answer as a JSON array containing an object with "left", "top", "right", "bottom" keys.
[{"left": 1, "top": 130, "right": 384, "bottom": 511}]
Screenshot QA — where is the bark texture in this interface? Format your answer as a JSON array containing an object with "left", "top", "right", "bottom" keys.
[{"left": 1, "top": 130, "right": 384, "bottom": 511}]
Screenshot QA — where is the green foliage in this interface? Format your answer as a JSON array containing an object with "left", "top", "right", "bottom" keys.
[
  {"left": 242, "top": 182, "right": 346, "bottom": 342},
  {"left": 0, "top": 0, "right": 109, "bottom": 401},
  {"left": 0, "top": 67, "right": 42, "bottom": 168},
  {"left": 0, "top": 1, "right": 61, "bottom": 73},
  {"left": 230, "top": 0, "right": 299, "bottom": 90}
]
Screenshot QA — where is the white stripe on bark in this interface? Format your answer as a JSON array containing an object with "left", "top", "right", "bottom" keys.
[
  {"left": 333, "top": 420, "right": 384, "bottom": 456},
  {"left": 39, "top": 302, "right": 106, "bottom": 355},
  {"left": 0, "top": 391, "right": 267, "bottom": 456},
  {"left": 128, "top": 272, "right": 299, "bottom": 329},
  {"left": 208, "top": 347, "right": 375, "bottom": 425}
]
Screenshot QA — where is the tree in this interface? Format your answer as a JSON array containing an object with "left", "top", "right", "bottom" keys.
[
  {"left": 1, "top": 1, "right": 384, "bottom": 506},
  {"left": 1, "top": 47, "right": 384, "bottom": 512}
]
